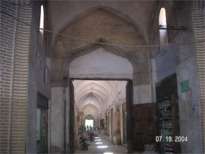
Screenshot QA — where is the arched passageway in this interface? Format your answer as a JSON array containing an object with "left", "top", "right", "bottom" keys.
[
  {"left": 1, "top": 1, "right": 205, "bottom": 154},
  {"left": 69, "top": 47, "right": 134, "bottom": 153}
]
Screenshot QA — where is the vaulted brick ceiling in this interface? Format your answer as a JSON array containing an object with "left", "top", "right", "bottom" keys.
[
  {"left": 54, "top": 8, "right": 143, "bottom": 57},
  {"left": 47, "top": 1, "right": 157, "bottom": 58},
  {"left": 47, "top": 1, "right": 156, "bottom": 81}
]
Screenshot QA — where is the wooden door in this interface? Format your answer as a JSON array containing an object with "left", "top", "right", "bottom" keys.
[
  {"left": 69, "top": 81, "right": 75, "bottom": 153},
  {"left": 126, "top": 80, "right": 133, "bottom": 152}
]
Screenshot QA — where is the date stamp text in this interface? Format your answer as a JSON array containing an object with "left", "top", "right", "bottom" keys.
[{"left": 155, "top": 136, "right": 188, "bottom": 143}]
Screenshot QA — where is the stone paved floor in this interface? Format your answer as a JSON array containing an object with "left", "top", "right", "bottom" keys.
[
  {"left": 75, "top": 135, "right": 127, "bottom": 154},
  {"left": 75, "top": 135, "right": 158, "bottom": 154}
]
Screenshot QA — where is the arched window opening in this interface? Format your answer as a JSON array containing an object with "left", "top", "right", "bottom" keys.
[
  {"left": 40, "top": 5, "right": 44, "bottom": 33},
  {"left": 159, "top": 8, "right": 167, "bottom": 28},
  {"left": 159, "top": 8, "right": 168, "bottom": 45}
]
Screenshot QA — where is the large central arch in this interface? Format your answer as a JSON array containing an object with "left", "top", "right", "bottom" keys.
[
  {"left": 68, "top": 46, "right": 134, "bottom": 152},
  {"left": 50, "top": 5, "right": 152, "bottom": 154}
]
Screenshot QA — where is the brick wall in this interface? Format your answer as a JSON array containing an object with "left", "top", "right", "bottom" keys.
[
  {"left": 0, "top": 1, "right": 32, "bottom": 153},
  {"left": 0, "top": 1, "right": 18, "bottom": 153},
  {"left": 192, "top": 4, "right": 205, "bottom": 152}
]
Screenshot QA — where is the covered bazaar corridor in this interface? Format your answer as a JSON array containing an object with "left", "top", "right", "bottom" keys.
[
  {"left": 1, "top": 1, "right": 205, "bottom": 154},
  {"left": 71, "top": 80, "right": 131, "bottom": 153}
]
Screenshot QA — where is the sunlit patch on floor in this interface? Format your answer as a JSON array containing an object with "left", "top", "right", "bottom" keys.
[
  {"left": 104, "top": 152, "right": 114, "bottom": 154},
  {"left": 97, "top": 145, "right": 108, "bottom": 149},
  {"left": 95, "top": 141, "right": 103, "bottom": 145},
  {"left": 95, "top": 139, "right": 102, "bottom": 142}
]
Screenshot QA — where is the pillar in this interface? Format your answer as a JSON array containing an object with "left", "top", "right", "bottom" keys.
[
  {"left": 192, "top": 3, "right": 205, "bottom": 152},
  {"left": 50, "top": 83, "right": 69, "bottom": 153}
]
